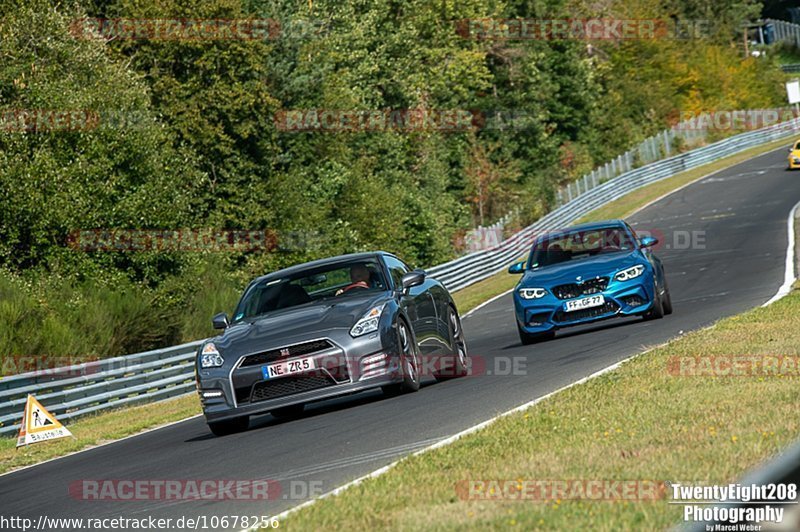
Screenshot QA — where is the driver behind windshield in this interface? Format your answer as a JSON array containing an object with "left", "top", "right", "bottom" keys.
[{"left": 336, "top": 264, "right": 371, "bottom": 296}]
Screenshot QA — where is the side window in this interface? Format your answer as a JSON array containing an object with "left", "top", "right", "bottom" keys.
[{"left": 384, "top": 256, "right": 409, "bottom": 290}]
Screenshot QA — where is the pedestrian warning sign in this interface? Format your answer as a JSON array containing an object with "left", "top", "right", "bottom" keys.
[{"left": 16, "top": 394, "right": 72, "bottom": 447}]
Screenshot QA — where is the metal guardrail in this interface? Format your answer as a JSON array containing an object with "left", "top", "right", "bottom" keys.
[
  {"left": 782, "top": 63, "right": 800, "bottom": 73},
  {"left": 767, "top": 18, "right": 800, "bottom": 48},
  {"left": 1, "top": 116, "right": 799, "bottom": 437},
  {"left": 0, "top": 341, "right": 202, "bottom": 436}
]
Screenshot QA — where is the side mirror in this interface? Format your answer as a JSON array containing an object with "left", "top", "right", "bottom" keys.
[
  {"left": 508, "top": 261, "right": 525, "bottom": 274},
  {"left": 401, "top": 270, "right": 425, "bottom": 291},
  {"left": 640, "top": 236, "right": 658, "bottom": 248},
  {"left": 212, "top": 312, "right": 229, "bottom": 330}
]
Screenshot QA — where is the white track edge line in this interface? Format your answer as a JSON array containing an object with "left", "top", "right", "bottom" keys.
[
  {"left": 461, "top": 288, "right": 515, "bottom": 318},
  {"left": 762, "top": 198, "right": 800, "bottom": 307}
]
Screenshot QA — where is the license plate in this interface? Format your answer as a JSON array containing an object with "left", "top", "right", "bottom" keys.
[
  {"left": 262, "top": 356, "right": 316, "bottom": 380},
  {"left": 565, "top": 294, "right": 605, "bottom": 312}
]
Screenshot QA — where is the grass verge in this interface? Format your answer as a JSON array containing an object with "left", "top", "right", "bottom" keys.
[
  {"left": 276, "top": 288, "right": 800, "bottom": 531},
  {"left": 0, "top": 394, "right": 200, "bottom": 475}
]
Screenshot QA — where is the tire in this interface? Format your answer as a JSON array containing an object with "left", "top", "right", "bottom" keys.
[
  {"left": 270, "top": 404, "right": 305, "bottom": 420},
  {"left": 662, "top": 283, "right": 673, "bottom": 316},
  {"left": 208, "top": 415, "right": 249, "bottom": 436},
  {"left": 643, "top": 283, "right": 665, "bottom": 320},
  {"left": 517, "top": 323, "right": 555, "bottom": 345},
  {"left": 434, "top": 307, "right": 468, "bottom": 380},
  {"left": 382, "top": 319, "right": 421, "bottom": 396}
]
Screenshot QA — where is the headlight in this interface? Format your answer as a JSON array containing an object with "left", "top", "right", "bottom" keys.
[
  {"left": 350, "top": 304, "right": 385, "bottom": 337},
  {"left": 518, "top": 287, "right": 548, "bottom": 300},
  {"left": 200, "top": 342, "right": 224, "bottom": 368},
  {"left": 615, "top": 265, "right": 646, "bottom": 282}
]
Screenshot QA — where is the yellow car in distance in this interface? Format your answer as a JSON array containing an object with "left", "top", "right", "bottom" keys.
[{"left": 789, "top": 140, "right": 800, "bottom": 170}]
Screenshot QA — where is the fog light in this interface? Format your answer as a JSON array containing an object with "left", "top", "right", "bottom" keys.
[{"left": 201, "top": 390, "right": 223, "bottom": 399}]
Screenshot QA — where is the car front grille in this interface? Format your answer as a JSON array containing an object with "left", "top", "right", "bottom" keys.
[
  {"left": 553, "top": 300, "right": 619, "bottom": 323},
  {"left": 249, "top": 371, "right": 335, "bottom": 403},
  {"left": 552, "top": 277, "right": 609, "bottom": 300},
  {"left": 239, "top": 339, "right": 335, "bottom": 367}
]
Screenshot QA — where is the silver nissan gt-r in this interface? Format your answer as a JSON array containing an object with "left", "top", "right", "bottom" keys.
[{"left": 195, "top": 251, "right": 468, "bottom": 436}]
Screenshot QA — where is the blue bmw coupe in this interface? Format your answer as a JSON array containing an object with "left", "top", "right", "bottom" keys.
[{"left": 508, "top": 220, "right": 672, "bottom": 344}]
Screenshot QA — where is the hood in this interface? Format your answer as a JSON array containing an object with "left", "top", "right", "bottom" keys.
[
  {"left": 521, "top": 250, "right": 642, "bottom": 286},
  {"left": 211, "top": 292, "right": 390, "bottom": 356}
]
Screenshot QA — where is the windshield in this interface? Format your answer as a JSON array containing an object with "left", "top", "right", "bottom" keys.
[
  {"left": 231, "top": 259, "right": 387, "bottom": 323},
  {"left": 529, "top": 227, "right": 636, "bottom": 268}
]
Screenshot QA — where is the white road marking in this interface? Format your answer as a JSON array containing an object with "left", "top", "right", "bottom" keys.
[
  {"left": 762, "top": 198, "right": 800, "bottom": 306},
  {"left": 462, "top": 288, "right": 515, "bottom": 319}
]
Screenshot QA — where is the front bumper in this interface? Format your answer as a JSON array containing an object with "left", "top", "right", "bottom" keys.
[
  {"left": 788, "top": 156, "right": 800, "bottom": 169},
  {"left": 197, "top": 329, "right": 403, "bottom": 423},
  {"left": 514, "top": 275, "right": 656, "bottom": 334}
]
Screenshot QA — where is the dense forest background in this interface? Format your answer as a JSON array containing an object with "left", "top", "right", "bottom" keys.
[{"left": 0, "top": 0, "right": 790, "bottom": 359}]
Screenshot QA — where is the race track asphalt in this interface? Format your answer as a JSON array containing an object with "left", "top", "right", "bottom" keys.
[{"left": 1, "top": 146, "right": 799, "bottom": 530}]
